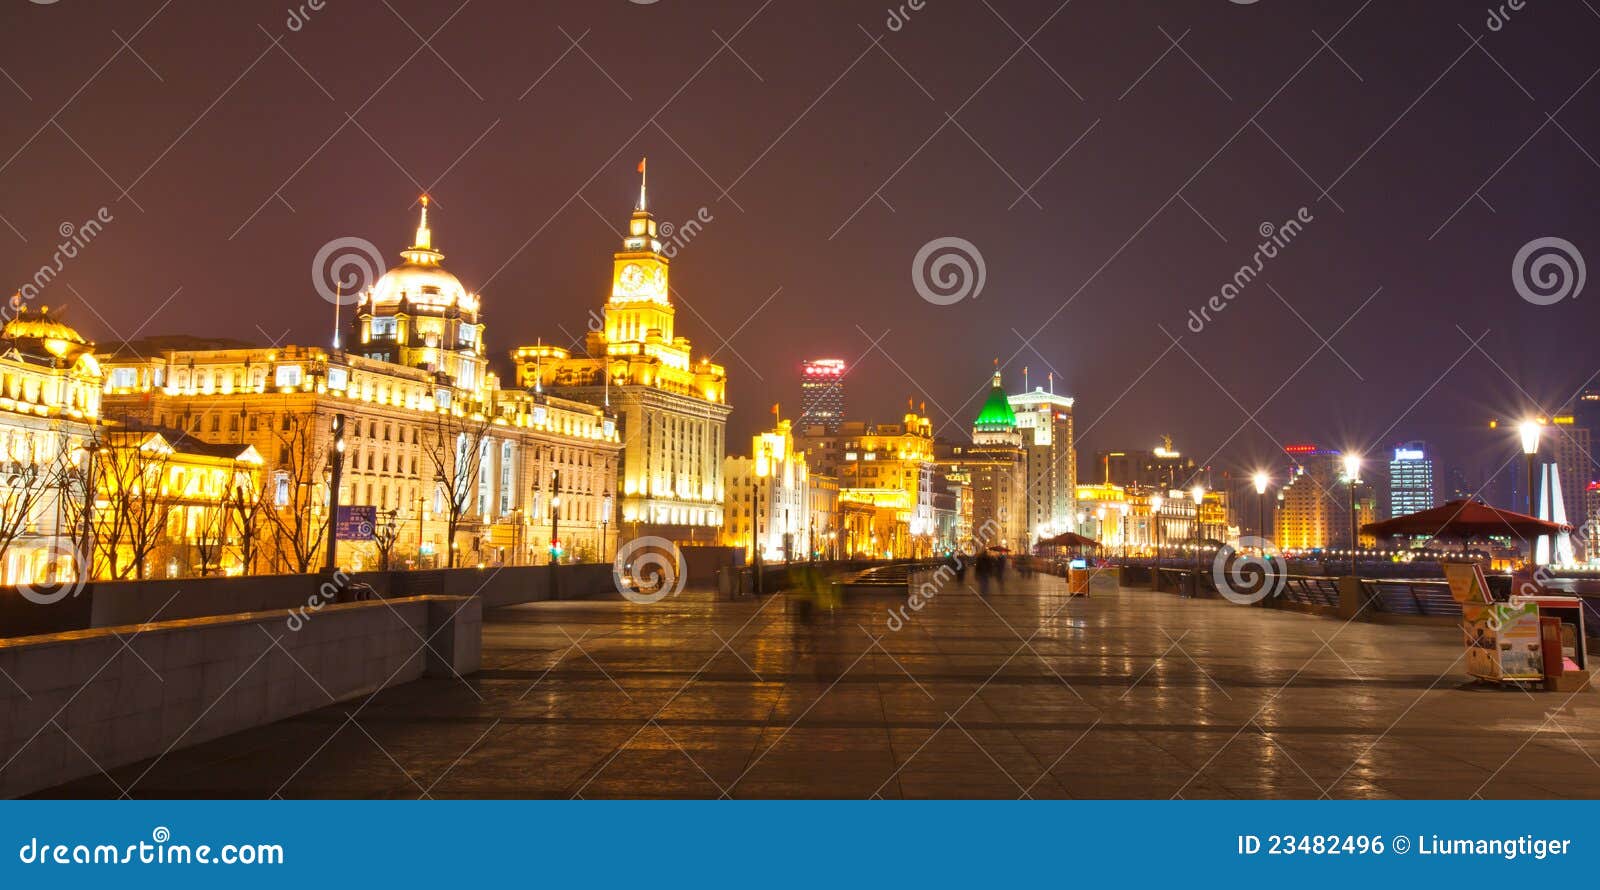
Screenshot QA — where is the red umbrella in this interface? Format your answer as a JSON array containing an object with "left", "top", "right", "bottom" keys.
[
  {"left": 1361, "top": 498, "right": 1568, "bottom": 542},
  {"left": 1036, "top": 531, "right": 1100, "bottom": 549}
]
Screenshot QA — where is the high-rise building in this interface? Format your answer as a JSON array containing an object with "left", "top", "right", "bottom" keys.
[
  {"left": 1274, "top": 445, "right": 1373, "bottom": 550},
  {"left": 1445, "top": 465, "right": 1478, "bottom": 503},
  {"left": 1008, "top": 386, "right": 1075, "bottom": 542},
  {"left": 1388, "top": 441, "right": 1435, "bottom": 519},
  {"left": 799, "top": 358, "right": 845, "bottom": 434},
  {"left": 515, "top": 164, "right": 730, "bottom": 543}
]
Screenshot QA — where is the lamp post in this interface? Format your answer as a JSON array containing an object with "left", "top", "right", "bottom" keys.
[
  {"left": 1119, "top": 502, "right": 1130, "bottom": 560},
  {"left": 1150, "top": 494, "right": 1163, "bottom": 588},
  {"left": 1342, "top": 453, "right": 1361, "bottom": 577},
  {"left": 321, "top": 413, "right": 346, "bottom": 576},
  {"left": 548, "top": 468, "right": 561, "bottom": 564},
  {"left": 1253, "top": 471, "right": 1270, "bottom": 551},
  {"left": 1520, "top": 419, "right": 1541, "bottom": 565},
  {"left": 1189, "top": 484, "right": 1205, "bottom": 595}
]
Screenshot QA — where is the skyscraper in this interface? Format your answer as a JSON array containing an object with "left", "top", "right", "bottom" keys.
[
  {"left": 1008, "top": 385, "right": 1075, "bottom": 541},
  {"left": 1275, "top": 445, "right": 1373, "bottom": 550},
  {"left": 1388, "top": 441, "right": 1435, "bottom": 519},
  {"left": 799, "top": 358, "right": 846, "bottom": 433}
]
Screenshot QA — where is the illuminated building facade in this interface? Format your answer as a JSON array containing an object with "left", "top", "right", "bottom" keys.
[
  {"left": 104, "top": 202, "right": 620, "bottom": 571},
  {"left": 723, "top": 418, "right": 808, "bottom": 562},
  {"left": 87, "top": 427, "right": 263, "bottom": 579},
  {"left": 0, "top": 307, "right": 102, "bottom": 584},
  {"left": 1274, "top": 445, "right": 1373, "bottom": 551},
  {"left": 1388, "top": 441, "right": 1435, "bottom": 518},
  {"left": 515, "top": 166, "right": 729, "bottom": 543},
  {"left": 1008, "top": 386, "right": 1075, "bottom": 540},
  {"left": 799, "top": 409, "right": 937, "bottom": 558},
  {"left": 800, "top": 358, "right": 846, "bottom": 434},
  {"left": 937, "top": 369, "right": 1027, "bottom": 550},
  {"left": 807, "top": 471, "right": 839, "bottom": 559}
]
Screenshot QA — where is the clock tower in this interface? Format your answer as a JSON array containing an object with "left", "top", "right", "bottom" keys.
[
  {"left": 512, "top": 159, "right": 730, "bottom": 544},
  {"left": 605, "top": 159, "right": 674, "bottom": 345}
]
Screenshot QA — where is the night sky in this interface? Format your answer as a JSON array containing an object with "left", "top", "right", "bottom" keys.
[{"left": 4, "top": 0, "right": 1599, "bottom": 495}]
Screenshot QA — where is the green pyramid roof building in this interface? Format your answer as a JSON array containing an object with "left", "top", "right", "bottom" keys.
[{"left": 973, "top": 368, "right": 1016, "bottom": 431}]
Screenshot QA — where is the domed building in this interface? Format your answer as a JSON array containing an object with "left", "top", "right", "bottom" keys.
[
  {"left": 935, "top": 365, "right": 1028, "bottom": 551},
  {"left": 0, "top": 304, "right": 102, "bottom": 585},
  {"left": 353, "top": 196, "right": 488, "bottom": 402},
  {"left": 99, "top": 197, "right": 623, "bottom": 574}
]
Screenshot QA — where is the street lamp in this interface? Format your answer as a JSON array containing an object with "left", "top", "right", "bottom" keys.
[
  {"left": 1253, "top": 471, "right": 1270, "bottom": 552},
  {"left": 1150, "top": 494, "right": 1164, "bottom": 586},
  {"left": 1520, "top": 419, "right": 1542, "bottom": 565},
  {"left": 1189, "top": 484, "right": 1205, "bottom": 594},
  {"left": 1520, "top": 419, "right": 1541, "bottom": 515},
  {"left": 322, "top": 413, "right": 346, "bottom": 577},
  {"left": 1342, "top": 453, "right": 1361, "bottom": 577}
]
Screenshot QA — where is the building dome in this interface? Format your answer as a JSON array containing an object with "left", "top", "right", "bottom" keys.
[
  {"left": 366, "top": 196, "right": 476, "bottom": 310},
  {"left": 974, "top": 367, "right": 1016, "bottom": 431},
  {"left": 369, "top": 261, "right": 468, "bottom": 308},
  {"left": 2, "top": 304, "right": 93, "bottom": 359}
]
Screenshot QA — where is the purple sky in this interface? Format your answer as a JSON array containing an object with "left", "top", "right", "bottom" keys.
[{"left": 3, "top": 0, "right": 1599, "bottom": 494}]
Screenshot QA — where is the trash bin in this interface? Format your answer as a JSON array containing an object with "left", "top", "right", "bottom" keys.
[{"left": 1068, "top": 568, "right": 1089, "bottom": 596}]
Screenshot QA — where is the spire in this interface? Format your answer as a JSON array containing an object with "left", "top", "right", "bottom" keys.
[
  {"left": 415, "top": 195, "right": 432, "bottom": 250},
  {"left": 402, "top": 194, "right": 443, "bottom": 266},
  {"left": 636, "top": 157, "right": 647, "bottom": 211},
  {"left": 992, "top": 357, "right": 1002, "bottom": 388}
]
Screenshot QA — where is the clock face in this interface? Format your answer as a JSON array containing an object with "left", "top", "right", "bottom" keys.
[
  {"left": 650, "top": 267, "right": 667, "bottom": 293},
  {"left": 619, "top": 263, "right": 646, "bottom": 294}
]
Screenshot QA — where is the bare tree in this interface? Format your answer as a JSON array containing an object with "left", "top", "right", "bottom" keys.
[
  {"left": 191, "top": 501, "right": 228, "bottom": 577},
  {"left": 420, "top": 411, "right": 493, "bottom": 568},
  {"left": 263, "top": 413, "right": 332, "bottom": 574},
  {"left": 77, "top": 431, "right": 176, "bottom": 580},
  {"left": 0, "top": 428, "right": 79, "bottom": 580},
  {"left": 372, "top": 508, "right": 399, "bottom": 571},
  {"left": 226, "top": 474, "right": 269, "bottom": 576}
]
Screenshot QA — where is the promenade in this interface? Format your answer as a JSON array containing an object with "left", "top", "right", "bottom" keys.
[{"left": 41, "top": 573, "right": 1600, "bottom": 799}]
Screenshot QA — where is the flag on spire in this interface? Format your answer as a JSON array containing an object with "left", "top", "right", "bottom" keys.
[{"left": 636, "top": 157, "right": 648, "bottom": 210}]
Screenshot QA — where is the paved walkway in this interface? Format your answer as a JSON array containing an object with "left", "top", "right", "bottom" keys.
[{"left": 41, "top": 573, "right": 1600, "bottom": 798}]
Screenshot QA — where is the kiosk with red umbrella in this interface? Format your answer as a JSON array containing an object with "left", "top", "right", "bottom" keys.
[{"left": 1364, "top": 500, "right": 1585, "bottom": 689}]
